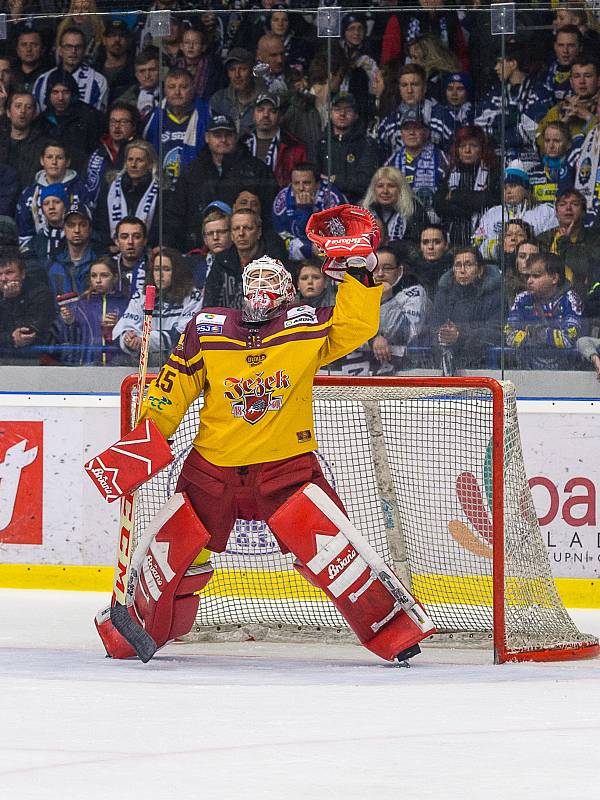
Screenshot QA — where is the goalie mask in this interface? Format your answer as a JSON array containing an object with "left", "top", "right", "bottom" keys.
[{"left": 242, "top": 256, "right": 295, "bottom": 323}]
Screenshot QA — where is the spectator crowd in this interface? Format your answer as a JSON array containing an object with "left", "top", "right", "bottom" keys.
[{"left": 2, "top": 0, "right": 600, "bottom": 378}]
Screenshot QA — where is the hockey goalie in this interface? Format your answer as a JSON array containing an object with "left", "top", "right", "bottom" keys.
[{"left": 88, "top": 205, "right": 435, "bottom": 664}]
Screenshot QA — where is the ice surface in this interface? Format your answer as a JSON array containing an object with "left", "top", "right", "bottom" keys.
[{"left": 1, "top": 589, "right": 599, "bottom": 799}]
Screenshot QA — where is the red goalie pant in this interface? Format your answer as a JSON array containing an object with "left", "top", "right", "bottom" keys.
[{"left": 175, "top": 450, "right": 344, "bottom": 553}]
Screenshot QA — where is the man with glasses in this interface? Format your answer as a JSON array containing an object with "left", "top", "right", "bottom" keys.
[{"left": 33, "top": 27, "right": 108, "bottom": 112}]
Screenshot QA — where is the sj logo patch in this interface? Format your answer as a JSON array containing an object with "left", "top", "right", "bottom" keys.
[
  {"left": 224, "top": 370, "right": 290, "bottom": 425},
  {"left": 0, "top": 422, "right": 43, "bottom": 544}
]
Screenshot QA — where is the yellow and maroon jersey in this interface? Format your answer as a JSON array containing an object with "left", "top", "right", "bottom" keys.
[{"left": 139, "top": 273, "right": 382, "bottom": 466}]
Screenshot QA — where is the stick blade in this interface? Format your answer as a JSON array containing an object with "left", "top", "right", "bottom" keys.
[{"left": 110, "top": 602, "right": 158, "bottom": 663}]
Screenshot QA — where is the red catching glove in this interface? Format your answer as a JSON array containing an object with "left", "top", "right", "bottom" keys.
[{"left": 306, "top": 204, "right": 380, "bottom": 282}]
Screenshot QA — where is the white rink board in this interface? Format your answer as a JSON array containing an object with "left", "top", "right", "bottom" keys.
[{"left": 0, "top": 393, "right": 599, "bottom": 580}]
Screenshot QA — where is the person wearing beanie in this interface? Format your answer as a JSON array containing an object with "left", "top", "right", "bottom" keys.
[
  {"left": 430, "top": 72, "right": 475, "bottom": 151},
  {"left": 339, "top": 13, "right": 380, "bottom": 106},
  {"left": 473, "top": 160, "right": 558, "bottom": 261},
  {"left": 15, "top": 139, "right": 86, "bottom": 250}
]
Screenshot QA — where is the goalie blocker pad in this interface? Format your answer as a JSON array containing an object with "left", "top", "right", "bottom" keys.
[
  {"left": 268, "top": 483, "right": 435, "bottom": 662},
  {"left": 84, "top": 418, "right": 174, "bottom": 503},
  {"left": 96, "top": 493, "right": 212, "bottom": 659}
]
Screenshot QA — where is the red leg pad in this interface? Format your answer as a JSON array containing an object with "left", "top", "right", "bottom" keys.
[{"left": 270, "top": 485, "right": 434, "bottom": 662}]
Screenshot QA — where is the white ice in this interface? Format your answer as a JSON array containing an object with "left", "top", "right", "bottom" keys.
[{"left": 1, "top": 589, "right": 599, "bottom": 800}]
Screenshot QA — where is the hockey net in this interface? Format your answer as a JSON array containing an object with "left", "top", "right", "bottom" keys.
[{"left": 122, "top": 375, "right": 599, "bottom": 664}]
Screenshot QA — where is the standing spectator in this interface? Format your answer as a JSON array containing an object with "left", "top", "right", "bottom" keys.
[
  {"left": 52, "top": 255, "right": 128, "bottom": 366},
  {"left": 295, "top": 259, "right": 336, "bottom": 309},
  {"left": 16, "top": 140, "right": 85, "bottom": 248},
  {"left": 116, "top": 48, "right": 160, "bottom": 124},
  {"left": 538, "top": 25, "right": 583, "bottom": 107},
  {"left": 203, "top": 208, "right": 285, "bottom": 308},
  {"left": 84, "top": 101, "right": 140, "bottom": 210},
  {"left": 412, "top": 224, "right": 453, "bottom": 300},
  {"left": 209, "top": 48, "right": 263, "bottom": 136},
  {"left": 94, "top": 20, "right": 136, "bottom": 107},
  {"left": 429, "top": 71, "right": 475, "bottom": 151},
  {"left": 432, "top": 247, "right": 503, "bottom": 373},
  {"left": 11, "top": 28, "right": 50, "bottom": 92},
  {"left": 315, "top": 92, "right": 378, "bottom": 204},
  {"left": 0, "top": 247, "right": 55, "bottom": 362},
  {"left": 361, "top": 165, "right": 426, "bottom": 244},
  {"left": 143, "top": 67, "right": 210, "bottom": 191},
  {"left": 434, "top": 125, "right": 500, "bottom": 247},
  {"left": 177, "top": 26, "right": 224, "bottom": 102},
  {"left": 506, "top": 252, "right": 583, "bottom": 368},
  {"left": 165, "top": 114, "right": 278, "bottom": 251},
  {"left": 530, "top": 121, "right": 575, "bottom": 205},
  {"left": 113, "top": 247, "right": 203, "bottom": 368},
  {"left": 338, "top": 13, "right": 379, "bottom": 99},
  {"left": 95, "top": 140, "right": 160, "bottom": 248},
  {"left": 0, "top": 90, "right": 48, "bottom": 190},
  {"left": 33, "top": 26, "right": 108, "bottom": 111},
  {"left": 47, "top": 204, "right": 97, "bottom": 296},
  {"left": 272, "top": 162, "right": 347, "bottom": 261},
  {"left": 112, "top": 216, "right": 149, "bottom": 299},
  {"left": 242, "top": 93, "right": 307, "bottom": 189}
]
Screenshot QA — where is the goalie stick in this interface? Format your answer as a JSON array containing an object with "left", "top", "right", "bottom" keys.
[{"left": 108, "top": 285, "right": 158, "bottom": 663}]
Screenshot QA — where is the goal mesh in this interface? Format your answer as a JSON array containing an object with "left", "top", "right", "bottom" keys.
[{"left": 126, "top": 376, "right": 598, "bottom": 661}]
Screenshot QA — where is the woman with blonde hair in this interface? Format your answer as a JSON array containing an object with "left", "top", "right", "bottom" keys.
[
  {"left": 56, "top": 0, "right": 105, "bottom": 64},
  {"left": 408, "top": 33, "right": 460, "bottom": 100},
  {"left": 95, "top": 139, "right": 160, "bottom": 246},
  {"left": 361, "top": 165, "right": 426, "bottom": 243}
]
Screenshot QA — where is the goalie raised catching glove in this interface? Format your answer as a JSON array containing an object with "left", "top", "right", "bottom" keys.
[{"left": 306, "top": 204, "right": 380, "bottom": 283}]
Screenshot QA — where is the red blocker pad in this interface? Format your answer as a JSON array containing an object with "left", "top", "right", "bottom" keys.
[
  {"left": 269, "top": 483, "right": 435, "bottom": 661},
  {"left": 96, "top": 493, "right": 212, "bottom": 658},
  {"left": 306, "top": 204, "right": 380, "bottom": 258},
  {"left": 84, "top": 418, "right": 173, "bottom": 502}
]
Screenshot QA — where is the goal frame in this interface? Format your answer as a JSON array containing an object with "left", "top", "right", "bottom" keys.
[{"left": 121, "top": 374, "right": 599, "bottom": 665}]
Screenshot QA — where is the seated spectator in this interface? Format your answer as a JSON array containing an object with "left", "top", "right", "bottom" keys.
[
  {"left": 432, "top": 247, "right": 503, "bottom": 374},
  {"left": 576, "top": 335, "right": 600, "bottom": 379},
  {"left": 165, "top": 114, "right": 278, "bottom": 251},
  {"left": 186, "top": 204, "right": 232, "bottom": 295},
  {"left": 209, "top": 48, "right": 264, "bottom": 136},
  {"left": 56, "top": 0, "right": 105, "bottom": 65},
  {"left": 95, "top": 140, "right": 159, "bottom": 248},
  {"left": 377, "top": 64, "right": 437, "bottom": 161},
  {"left": 295, "top": 259, "right": 336, "bottom": 309},
  {"left": 429, "top": 71, "right": 475, "bottom": 151},
  {"left": 384, "top": 109, "right": 448, "bottom": 213},
  {"left": 0, "top": 90, "right": 48, "bottom": 190},
  {"left": 94, "top": 20, "right": 136, "bottom": 107},
  {"left": 0, "top": 160, "right": 19, "bottom": 219},
  {"left": 33, "top": 26, "right": 108, "bottom": 112},
  {"left": 116, "top": 48, "right": 160, "bottom": 124},
  {"left": 475, "top": 44, "right": 541, "bottom": 169},
  {"left": 407, "top": 33, "right": 461, "bottom": 101},
  {"left": 272, "top": 162, "right": 347, "bottom": 261},
  {"left": 37, "top": 68, "right": 106, "bottom": 173},
  {"left": 500, "top": 219, "right": 534, "bottom": 273},
  {"left": 203, "top": 208, "right": 285, "bottom": 308},
  {"left": 412, "top": 224, "right": 453, "bottom": 299},
  {"left": 573, "top": 95, "right": 600, "bottom": 220},
  {"left": 538, "top": 188, "right": 600, "bottom": 299},
  {"left": 0, "top": 247, "right": 55, "bottom": 363},
  {"left": 308, "top": 44, "right": 369, "bottom": 134},
  {"left": 434, "top": 125, "right": 500, "bottom": 248},
  {"left": 338, "top": 13, "right": 379, "bottom": 100},
  {"left": 143, "top": 67, "right": 210, "bottom": 191},
  {"left": 267, "top": 7, "right": 316, "bottom": 72},
  {"left": 361, "top": 165, "right": 426, "bottom": 244},
  {"left": 84, "top": 101, "right": 140, "bottom": 210},
  {"left": 47, "top": 204, "right": 97, "bottom": 297},
  {"left": 255, "top": 33, "right": 287, "bottom": 95},
  {"left": 11, "top": 28, "right": 51, "bottom": 92},
  {"left": 22, "top": 184, "right": 68, "bottom": 263},
  {"left": 16, "top": 142, "right": 85, "bottom": 249},
  {"left": 242, "top": 93, "right": 307, "bottom": 188},
  {"left": 315, "top": 91, "right": 378, "bottom": 204},
  {"left": 113, "top": 247, "right": 203, "bottom": 367},
  {"left": 530, "top": 121, "right": 575, "bottom": 205},
  {"left": 52, "top": 255, "right": 128, "bottom": 366},
  {"left": 537, "top": 25, "right": 583, "bottom": 107},
  {"left": 537, "top": 57, "right": 600, "bottom": 147},
  {"left": 506, "top": 252, "right": 583, "bottom": 368},
  {"left": 233, "top": 191, "right": 261, "bottom": 218},
  {"left": 111, "top": 216, "right": 149, "bottom": 299},
  {"left": 473, "top": 161, "right": 558, "bottom": 261},
  {"left": 505, "top": 239, "right": 540, "bottom": 307},
  {"left": 0, "top": 214, "right": 47, "bottom": 286},
  {"left": 176, "top": 25, "right": 224, "bottom": 102}
]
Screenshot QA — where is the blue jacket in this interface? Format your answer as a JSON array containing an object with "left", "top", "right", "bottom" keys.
[
  {"left": 47, "top": 245, "right": 98, "bottom": 298},
  {"left": 506, "top": 282, "right": 583, "bottom": 353}
]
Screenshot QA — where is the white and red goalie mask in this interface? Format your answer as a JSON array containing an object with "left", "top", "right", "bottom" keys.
[{"left": 242, "top": 256, "right": 296, "bottom": 323}]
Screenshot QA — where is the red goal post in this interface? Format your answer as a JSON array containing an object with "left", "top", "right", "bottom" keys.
[{"left": 121, "top": 374, "right": 599, "bottom": 665}]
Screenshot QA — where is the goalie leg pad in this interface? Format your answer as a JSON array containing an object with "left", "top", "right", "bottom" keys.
[
  {"left": 268, "top": 483, "right": 435, "bottom": 662},
  {"left": 96, "top": 493, "right": 212, "bottom": 659}
]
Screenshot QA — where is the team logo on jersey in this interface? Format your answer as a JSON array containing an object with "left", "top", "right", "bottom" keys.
[{"left": 224, "top": 370, "right": 290, "bottom": 425}]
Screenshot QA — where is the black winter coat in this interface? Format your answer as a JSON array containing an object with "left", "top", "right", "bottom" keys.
[
  {"left": 0, "top": 277, "right": 55, "bottom": 358},
  {"left": 315, "top": 121, "right": 379, "bottom": 204}
]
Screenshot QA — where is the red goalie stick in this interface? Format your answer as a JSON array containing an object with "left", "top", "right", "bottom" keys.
[{"left": 108, "top": 285, "right": 158, "bottom": 662}]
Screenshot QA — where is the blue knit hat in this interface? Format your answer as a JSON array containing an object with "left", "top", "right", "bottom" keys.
[
  {"left": 505, "top": 159, "right": 530, "bottom": 189},
  {"left": 442, "top": 71, "right": 473, "bottom": 101},
  {"left": 39, "top": 183, "right": 69, "bottom": 205}
]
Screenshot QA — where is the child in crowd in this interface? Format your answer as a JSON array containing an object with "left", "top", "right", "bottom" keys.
[{"left": 295, "top": 259, "right": 336, "bottom": 308}]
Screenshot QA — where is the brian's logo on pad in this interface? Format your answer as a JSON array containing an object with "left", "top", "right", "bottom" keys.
[
  {"left": 0, "top": 422, "right": 43, "bottom": 544},
  {"left": 224, "top": 370, "right": 290, "bottom": 425}
]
